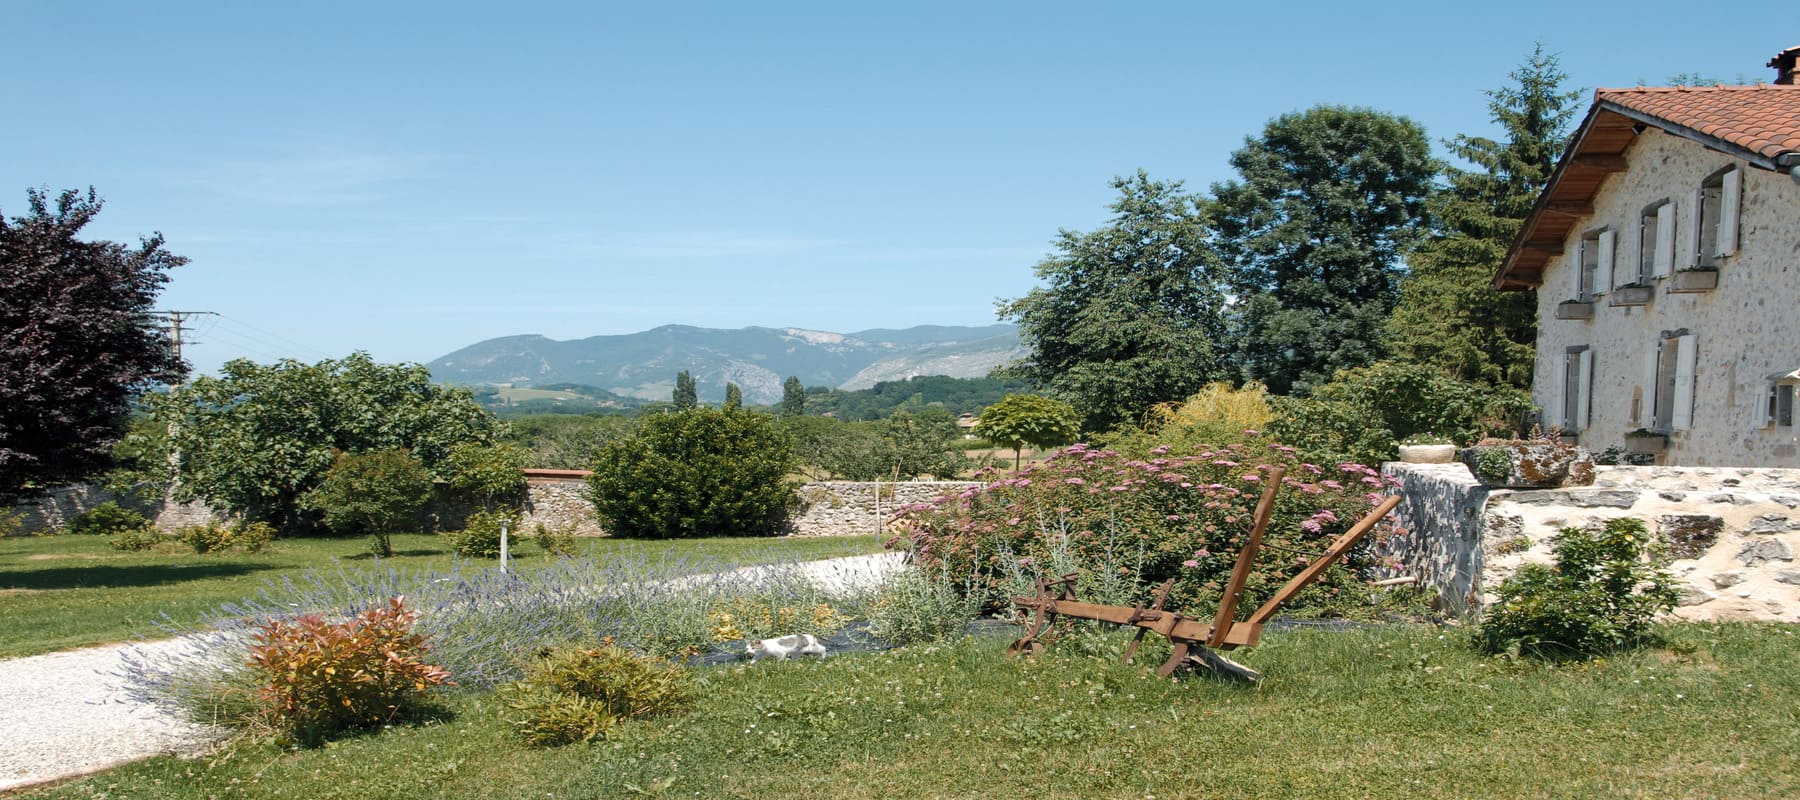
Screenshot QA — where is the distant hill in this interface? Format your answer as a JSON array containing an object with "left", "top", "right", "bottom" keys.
[{"left": 429, "top": 324, "right": 1022, "bottom": 404}]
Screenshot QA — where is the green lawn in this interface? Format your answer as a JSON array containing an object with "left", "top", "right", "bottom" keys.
[
  {"left": 0, "top": 532, "right": 882, "bottom": 658},
  {"left": 21, "top": 623, "right": 1800, "bottom": 799}
]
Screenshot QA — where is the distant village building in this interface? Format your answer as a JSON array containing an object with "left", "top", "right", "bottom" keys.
[{"left": 1495, "top": 46, "right": 1800, "bottom": 467}]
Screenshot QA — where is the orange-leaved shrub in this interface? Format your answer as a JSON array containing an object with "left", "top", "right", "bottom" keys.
[{"left": 247, "top": 596, "right": 453, "bottom": 743}]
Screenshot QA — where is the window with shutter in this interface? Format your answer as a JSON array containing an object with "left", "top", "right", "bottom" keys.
[
  {"left": 1653, "top": 332, "right": 1698, "bottom": 432},
  {"left": 1639, "top": 200, "right": 1671, "bottom": 282},
  {"left": 1693, "top": 166, "right": 1741, "bottom": 266}
]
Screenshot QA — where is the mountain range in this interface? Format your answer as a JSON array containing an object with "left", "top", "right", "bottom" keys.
[{"left": 427, "top": 324, "right": 1023, "bottom": 405}]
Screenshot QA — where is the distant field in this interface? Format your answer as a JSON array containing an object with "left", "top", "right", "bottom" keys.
[{"left": 492, "top": 386, "right": 604, "bottom": 404}]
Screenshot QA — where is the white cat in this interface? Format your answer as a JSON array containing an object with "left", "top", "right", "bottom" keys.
[{"left": 746, "top": 633, "right": 828, "bottom": 662}]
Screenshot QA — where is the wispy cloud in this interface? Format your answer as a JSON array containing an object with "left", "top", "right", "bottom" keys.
[
  {"left": 560, "top": 230, "right": 854, "bottom": 259},
  {"left": 178, "top": 148, "right": 437, "bottom": 206}
]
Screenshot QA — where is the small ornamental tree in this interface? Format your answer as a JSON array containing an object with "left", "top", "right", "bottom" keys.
[
  {"left": 301, "top": 449, "right": 435, "bottom": 557},
  {"left": 975, "top": 394, "right": 1081, "bottom": 469},
  {"left": 587, "top": 408, "right": 796, "bottom": 538}
]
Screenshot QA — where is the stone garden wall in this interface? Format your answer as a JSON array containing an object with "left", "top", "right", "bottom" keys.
[
  {"left": 1384, "top": 462, "right": 1800, "bottom": 622},
  {"left": 789, "top": 481, "right": 978, "bottom": 538},
  {"left": 7, "top": 470, "right": 977, "bottom": 540},
  {"left": 516, "top": 471, "right": 977, "bottom": 539}
]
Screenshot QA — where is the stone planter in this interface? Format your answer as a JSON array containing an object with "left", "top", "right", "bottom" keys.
[
  {"left": 1624, "top": 435, "right": 1668, "bottom": 455},
  {"left": 1669, "top": 269, "right": 1718, "bottom": 293},
  {"left": 1458, "top": 441, "right": 1596, "bottom": 489},
  {"left": 1608, "top": 285, "right": 1654, "bottom": 307},
  {"left": 1555, "top": 300, "right": 1594, "bottom": 320},
  {"left": 1397, "top": 444, "right": 1457, "bottom": 464}
]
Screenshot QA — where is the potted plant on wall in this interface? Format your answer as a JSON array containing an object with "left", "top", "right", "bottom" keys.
[
  {"left": 1669, "top": 266, "right": 1719, "bottom": 293},
  {"left": 1623, "top": 428, "right": 1668, "bottom": 455},
  {"left": 1397, "top": 433, "right": 1457, "bottom": 464},
  {"left": 1608, "top": 282, "right": 1654, "bottom": 307}
]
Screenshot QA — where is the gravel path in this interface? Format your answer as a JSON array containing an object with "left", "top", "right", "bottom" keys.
[{"left": 0, "top": 552, "right": 904, "bottom": 793}]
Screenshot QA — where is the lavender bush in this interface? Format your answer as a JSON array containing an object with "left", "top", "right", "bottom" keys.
[{"left": 123, "top": 551, "right": 873, "bottom": 728}]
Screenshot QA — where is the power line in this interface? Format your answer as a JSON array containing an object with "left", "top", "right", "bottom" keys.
[{"left": 148, "top": 310, "right": 217, "bottom": 378}]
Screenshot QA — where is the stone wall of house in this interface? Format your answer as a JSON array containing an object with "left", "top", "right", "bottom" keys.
[
  {"left": 1386, "top": 462, "right": 1800, "bottom": 622},
  {"left": 789, "top": 481, "right": 978, "bottom": 538},
  {"left": 1530, "top": 127, "right": 1800, "bottom": 467}
]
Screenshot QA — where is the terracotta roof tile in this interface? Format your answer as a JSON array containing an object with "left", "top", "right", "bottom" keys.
[{"left": 1596, "top": 84, "right": 1800, "bottom": 160}]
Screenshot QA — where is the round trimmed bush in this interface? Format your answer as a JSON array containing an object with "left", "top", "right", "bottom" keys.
[{"left": 587, "top": 408, "right": 796, "bottom": 538}]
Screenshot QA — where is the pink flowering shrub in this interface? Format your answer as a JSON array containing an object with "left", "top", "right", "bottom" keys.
[{"left": 887, "top": 439, "right": 1401, "bottom": 616}]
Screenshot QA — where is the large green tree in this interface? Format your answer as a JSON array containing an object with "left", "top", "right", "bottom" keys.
[
  {"left": 137, "top": 353, "right": 501, "bottom": 529},
  {"left": 1212, "top": 106, "right": 1437, "bottom": 395},
  {"left": 1387, "top": 45, "right": 1581, "bottom": 389},
  {"left": 0, "top": 188, "right": 185, "bottom": 501},
  {"left": 1000, "top": 171, "right": 1229, "bottom": 431}
]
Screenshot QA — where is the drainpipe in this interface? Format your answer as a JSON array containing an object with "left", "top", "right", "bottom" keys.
[{"left": 1779, "top": 153, "right": 1800, "bottom": 186}]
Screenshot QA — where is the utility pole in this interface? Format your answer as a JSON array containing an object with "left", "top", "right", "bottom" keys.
[
  {"left": 149, "top": 310, "right": 216, "bottom": 373},
  {"left": 146, "top": 311, "right": 214, "bottom": 528}
]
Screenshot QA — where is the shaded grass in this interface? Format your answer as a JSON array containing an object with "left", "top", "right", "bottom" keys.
[
  {"left": 0, "top": 533, "right": 881, "bottom": 658},
  {"left": 23, "top": 623, "right": 1800, "bottom": 799}
]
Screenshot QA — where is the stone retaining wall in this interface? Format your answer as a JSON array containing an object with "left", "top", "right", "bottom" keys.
[
  {"left": 8, "top": 473, "right": 981, "bottom": 540},
  {"left": 789, "top": 481, "right": 978, "bottom": 537},
  {"left": 1385, "top": 462, "right": 1800, "bottom": 622},
  {"left": 517, "top": 475, "right": 979, "bottom": 538}
]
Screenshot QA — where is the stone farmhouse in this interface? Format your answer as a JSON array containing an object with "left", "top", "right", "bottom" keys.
[{"left": 1494, "top": 47, "right": 1800, "bottom": 467}]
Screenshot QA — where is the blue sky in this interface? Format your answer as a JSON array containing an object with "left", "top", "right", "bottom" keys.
[{"left": 1, "top": 1, "right": 1776, "bottom": 375}]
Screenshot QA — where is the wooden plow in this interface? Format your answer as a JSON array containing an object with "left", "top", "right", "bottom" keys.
[{"left": 1007, "top": 467, "right": 1402, "bottom": 682}]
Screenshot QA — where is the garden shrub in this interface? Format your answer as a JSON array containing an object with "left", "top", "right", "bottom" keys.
[
  {"left": 1478, "top": 517, "right": 1678, "bottom": 660},
  {"left": 502, "top": 645, "right": 693, "bottom": 747},
  {"left": 588, "top": 408, "right": 796, "bottom": 538},
  {"left": 176, "top": 520, "right": 277, "bottom": 554},
  {"left": 1114, "top": 381, "right": 1276, "bottom": 454},
  {"left": 447, "top": 508, "right": 520, "bottom": 559},
  {"left": 0, "top": 508, "right": 19, "bottom": 538},
  {"left": 232, "top": 520, "right": 276, "bottom": 553},
  {"left": 864, "top": 568, "right": 980, "bottom": 646},
  {"left": 247, "top": 596, "right": 452, "bottom": 744},
  {"left": 65, "top": 501, "right": 149, "bottom": 536},
  {"left": 178, "top": 522, "right": 233, "bottom": 553},
  {"left": 1267, "top": 361, "right": 1532, "bottom": 466},
  {"left": 533, "top": 521, "right": 579, "bottom": 557},
  {"left": 300, "top": 448, "right": 435, "bottom": 557},
  {"left": 890, "top": 439, "right": 1399, "bottom": 616},
  {"left": 109, "top": 525, "right": 164, "bottom": 551}
]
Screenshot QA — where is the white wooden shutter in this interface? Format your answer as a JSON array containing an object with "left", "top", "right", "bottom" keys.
[
  {"left": 1577, "top": 349, "right": 1594, "bottom": 431},
  {"left": 1653, "top": 202, "right": 1676, "bottom": 277},
  {"left": 1598, "top": 229, "right": 1616, "bottom": 291},
  {"left": 1717, "top": 168, "right": 1741, "bottom": 258},
  {"left": 1639, "top": 348, "right": 1660, "bottom": 426},
  {"left": 1672, "top": 334, "right": 1698, "bottom": 430},
  {"left": 1573, "top": 239, "right": 1586, "bottom": 300},
  {"left": 1685, "top": 188, "right": 1705, "bottom": 268}
]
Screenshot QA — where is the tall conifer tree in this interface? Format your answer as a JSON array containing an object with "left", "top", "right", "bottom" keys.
[{"left": 1386, "top": 45, "right": 1581, "bottom": 389}]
